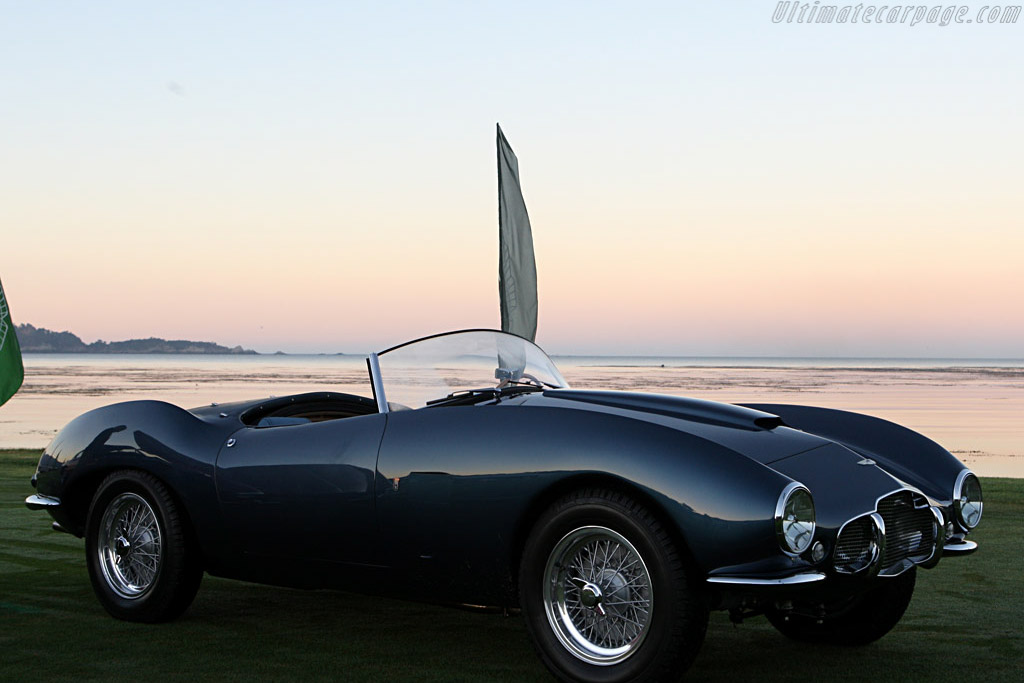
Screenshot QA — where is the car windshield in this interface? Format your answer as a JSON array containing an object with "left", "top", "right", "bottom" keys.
[{"left": 371, "top": 329, "right": 569, "bottom": 410}]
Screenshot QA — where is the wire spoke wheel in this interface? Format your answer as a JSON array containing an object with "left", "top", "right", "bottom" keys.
[
  {"left": 86, "top": 471, "right": 202, "bottom": 622},
  {"left": 544, "top": 525, "right": 653, "bottom": 665},
  {"left": 97, "top": 492, "right": 163, "bottom": 599},
  {"left": 521, "top": 490, "right": 707, "bottom": 681}
]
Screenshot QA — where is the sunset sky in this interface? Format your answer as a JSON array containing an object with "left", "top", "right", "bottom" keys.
[{"left": 2, "top": 2, "right": 1021, "bottom": 356}]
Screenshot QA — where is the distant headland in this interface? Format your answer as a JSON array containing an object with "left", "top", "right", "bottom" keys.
[{"left": 16, "top": 323, "right": 258, "bottom": 355}]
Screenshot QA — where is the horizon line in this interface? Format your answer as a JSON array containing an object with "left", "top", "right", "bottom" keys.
[{"left": 20, "top": 349, "right": 1024, "bottom": 362}]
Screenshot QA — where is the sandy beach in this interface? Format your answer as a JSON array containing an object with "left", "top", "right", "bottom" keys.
[{"left": 2, "top": 354, "right": 1021, "bottom": 477}]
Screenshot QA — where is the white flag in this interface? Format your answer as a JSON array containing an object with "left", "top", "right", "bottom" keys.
[{"left": 497, "top": 123, "right": 538, "bottom": 342}]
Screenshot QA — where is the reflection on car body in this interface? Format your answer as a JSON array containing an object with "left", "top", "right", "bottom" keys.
[{"left": 26, "top": 329, "right": 982, "bottom": 682}]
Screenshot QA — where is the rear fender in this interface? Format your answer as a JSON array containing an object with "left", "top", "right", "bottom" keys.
[{"left": 34, "top": 400, "right": 231, "bottom": 558}]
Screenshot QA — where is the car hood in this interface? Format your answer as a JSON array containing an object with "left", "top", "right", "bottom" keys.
[
  {"left": 536, "top": 390, "right": 830, "bottom": 465},
  {"left": 768, "top": 443, "right": 907, "bottom": 526},
  {"left": 533, "top": 390, "right": 907, "bottom": 525}
]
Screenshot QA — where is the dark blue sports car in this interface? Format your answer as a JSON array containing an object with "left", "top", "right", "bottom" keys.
[{"left": 25, "top": 329, "right": 982, "bottom": 681}]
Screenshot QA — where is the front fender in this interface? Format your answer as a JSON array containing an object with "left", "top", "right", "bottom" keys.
[
  {"left": 376, "top": 404, "right": 799, "bottom": 589},
  {"left": 741, "top": 403, "right": 966, "bottom": 504}
]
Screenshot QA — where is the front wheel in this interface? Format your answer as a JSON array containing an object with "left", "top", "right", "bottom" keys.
[
  {"left": 519, "top": 489, "right": 708, "bottom": 682},
  {"left": 85, "top": 470, "right": 202, "bottom": 622},
  {"left": 766, "top": 568, "right": 917, "bottom": 645}
]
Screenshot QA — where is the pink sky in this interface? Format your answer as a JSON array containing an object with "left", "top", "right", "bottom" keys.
[{"left": 2, "top": 3, "right": 1021, "bottom": 356}]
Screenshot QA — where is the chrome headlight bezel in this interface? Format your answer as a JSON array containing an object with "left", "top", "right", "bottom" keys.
[
  {"left": 775, "top": 482, "right": 816, "bottom": 556},
  {"left": 953, "top": 470, "right": 983, "bottom": 530}
]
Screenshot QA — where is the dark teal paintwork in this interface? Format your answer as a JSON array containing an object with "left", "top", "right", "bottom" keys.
[{"left": 28, "top": 385, "right": 973, "bottom": 608}]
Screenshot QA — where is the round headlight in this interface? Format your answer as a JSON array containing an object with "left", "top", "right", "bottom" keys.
[
  {"left": 953, "top": 471, "right": 983, "bottom": 530},
  {"left": 776, "top": 483, "right": 816, "bottom": 555}
]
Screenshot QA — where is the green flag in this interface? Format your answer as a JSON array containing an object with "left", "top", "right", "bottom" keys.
[{"left": 0, "top": 277, "right": 24, "bottom": 406}]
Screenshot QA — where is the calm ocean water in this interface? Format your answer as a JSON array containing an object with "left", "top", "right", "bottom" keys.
[
  {"left": 21, "top": 352, "right": 1024, "bottom": 369},
  {"left": 554, "top": 355, "right": 1024, "bottom": 369},
  {"left": 4, "top": 353, "right": 1023, "bottom": 476}
]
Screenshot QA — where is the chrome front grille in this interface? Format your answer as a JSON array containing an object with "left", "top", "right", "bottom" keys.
[
  {"left": 833, "top": 490, "right": 937, "bottom": 576},
  {"left": 878, "top": 491, "right": 936, "bottom": 569}
]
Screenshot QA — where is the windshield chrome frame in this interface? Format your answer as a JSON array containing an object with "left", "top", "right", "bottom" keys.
[
  {"left": 367, "top": 353, "right": 388, "bottom": 414},
  {"left": 366, "top": 329, "right": 566, "bottom": 413},
  {"left": 374, "top": 328, "right": 538, "bottom": 357}
]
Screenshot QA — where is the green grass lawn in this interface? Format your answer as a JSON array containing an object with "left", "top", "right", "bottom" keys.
[{"left": 2, "top": 448, "right": 1021, "bottom": 681}]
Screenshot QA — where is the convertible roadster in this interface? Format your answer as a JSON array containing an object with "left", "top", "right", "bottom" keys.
[{"left": 26, "top": 329, "right": 982, "bottom": 681}]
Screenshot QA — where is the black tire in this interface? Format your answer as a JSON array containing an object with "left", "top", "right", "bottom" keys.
[
  {"left": 519, "top": 489, "right": 708, "bottom": 683},
  {"left": 766, "top": 568, "right": 916, "bottom": 646},
  {"left": 85, "top": 470, "right": 202, "bottom": 622}
]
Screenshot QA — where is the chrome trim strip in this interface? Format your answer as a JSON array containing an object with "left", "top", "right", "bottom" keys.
[
  {"left": 367, "top": 353, "right": 389, "bottom": 414},
  {"left": 707, "top": 572, "right": 826, "bottom": 587},
  {"left": 376, "top": 327, "right": 527, "bottom": 357},
  {"left": 918, "top": 506, "right": 945, "bottom": 569},
  {"left": 878, "top": 559, "right": 914, "bottom": 577},
  {"left": 25, "top": 494, "right": 60, "bottom": 510},
  {"left": 943, "top": 539, "right": 978, "bottom": 555},
  {"left": 953, "top": 469, "right": 971, "bottom": 501},
  {"left": 867, "top": 512, "right": 886, "bottom": 578}
]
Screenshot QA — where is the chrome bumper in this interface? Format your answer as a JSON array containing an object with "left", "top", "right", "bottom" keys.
[
  {"left": 25, "top": 494, "right": 60, "bottom": 510},
  {"left": 707, "top": 572, "right": 826, "bottom": 587},
  {"left": 943, "top": 539, "right": 978, "bottom": 555}
]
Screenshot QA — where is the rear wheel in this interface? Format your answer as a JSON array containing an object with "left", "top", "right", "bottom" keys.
[
  {"left": 766, "top": 568, "right": 916, "bottom": 645},
  {"left": 519, "top": 489, "right": 707, "bottom": 682},
  {"left": 85, "top": 470, "right": 202, "bottom": 622}
]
